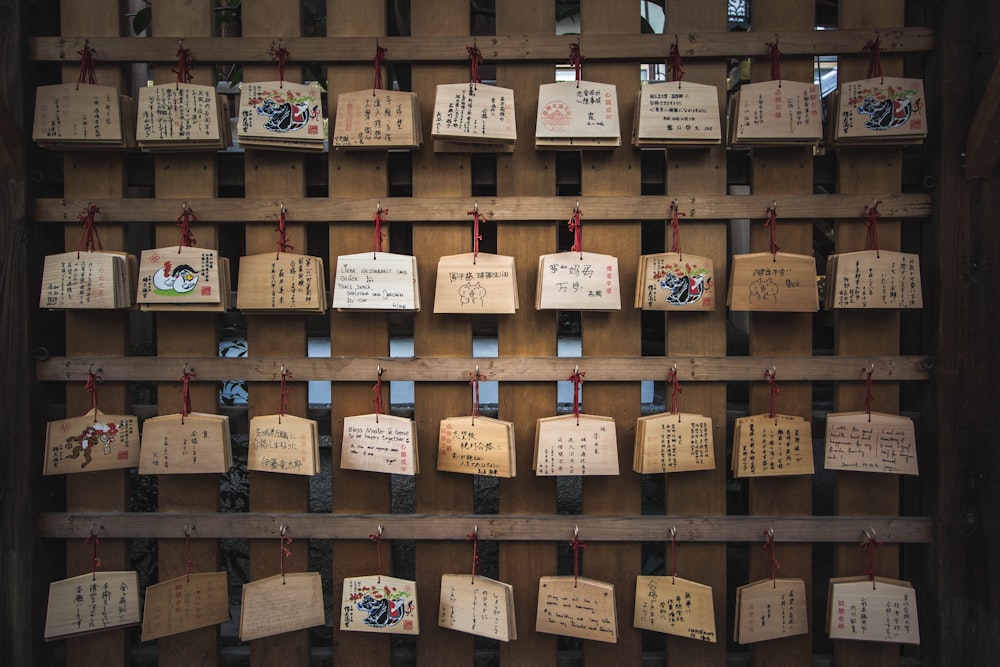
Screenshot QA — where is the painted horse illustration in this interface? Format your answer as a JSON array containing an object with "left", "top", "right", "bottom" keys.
[
  {"left": 357, "top": 594, "right": 413, "bottom": 628},
  {"left": 66, "top": 421, "right": 120, "bottom": 468},
  {"left": 257, "top": 97, "right": 313, "bottom": 133},
  {"left": 856, "top": 96, "right": 915, "bottom": 131},
  {"left": 660, "top": 272, "right": 709, "bottom": 306}
]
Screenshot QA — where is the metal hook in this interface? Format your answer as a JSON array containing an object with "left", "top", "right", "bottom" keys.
[
  {"left": 376, "top": 201, "right": 382, "bottom": 214},
  {"left": 474, "top": 201, "right": 478, "bottom": 214},
  {"left": 279, "top": 524, "right": 287, "bottom": 537},
  {"left": 376, "top": 524, "right": 383, "bottom": 538},
  {"left": 865, "top": 362, "right": 875, "bottom": 376},
  {"left": 474, "top": 364, "right": 479, "bottom": 377},
  {"left": 184, "top": 523, "right": 195, "bottom": 537},
  {"left": 765, "top": 527, "right": 775, "bottom": 539},
  {"left": 671, "top": 362, "right": 678, "bottom": 374},
  {"left": 669, "top": 525, "right": 677, "bottom": 539},
  {"left": 182, "top": 362, "right": 189, "bottom": 376},
  {"left": 376, "top": 364, "right": 383, "bottom": 378},
  {"left": 575, "top": 200, "right": 580, "bottom": 213},
  {"left": 673, "top": 34, "right": 679, "bottom": 48},
  {"left": 574, "top": 364, "right": 580, "bottom": 376},
  {"left": 574, "top": 525, "right": 579, "bottom": 538},
  {"left": 90, "top": 523, "right": 102, "bottom": 537}
]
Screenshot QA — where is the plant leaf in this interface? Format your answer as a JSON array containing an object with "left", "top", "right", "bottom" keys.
[{"left": 132, "top": 7, "right": 152, "bottom": 35}]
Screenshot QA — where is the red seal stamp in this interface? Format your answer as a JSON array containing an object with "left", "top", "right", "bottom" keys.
[{"left": 541, "top": 101, "right": 571, "bottom": 132}]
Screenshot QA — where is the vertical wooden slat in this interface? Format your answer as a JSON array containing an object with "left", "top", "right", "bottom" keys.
[
  {"left": 411, "top": 1, "right": 474, "bottom": 663},
  {"left": 241, "top": 1, "right": 310, "bottom": 664},
  {"left": 495, "top": 0, "right": 558, "bottom": 664},
  {"left": 578, "top": 1, "right": 643, "bottom": 663},
  {"left": 326, "top": 1, "right": 393, "bottom": 664},
  {"left": 663, "top": 2, "right": 730, "bottom": 664}
]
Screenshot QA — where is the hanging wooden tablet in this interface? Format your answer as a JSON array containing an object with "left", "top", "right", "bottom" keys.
[
  {"left": 633, "top": 575, "right": 717, "bottom": 642},
  {"left": 732, "top": 413, "right": 813, "bottom": 478},
  {"left": 832, "top": 77, "right": 926, "bottom": 146},
  {"left": 728, "top": 80, "right": 822, "bottom": 147},
  {"left": 332, "top": 251, "right": 420, "bottom": 311},
  {"left": 341, "top": 413, "right": 418, "bottom": 475},
  {"left": 825, "top": 249, "right": 923, "bottom": 309},
  {"left": 432, "top": 83, "right": 517, "bottom": 149},
  {"left": 727, "top": 252, "right": 819, "bottom": 312},
  {"left": 827, "top": 576, "right": 919, "bottom": 644},
  {"left": 136, "top": 83, "right": 231, "bottom": 151},
  {"left": 340, "top": 575, "right": 420, "bottom": 635},
  {"left": 40, "top": 250, "right": 136, "bottom": 309},
  {"left": 439, "top": 574, "right": 517, "bottom": 642},
  {"left": 635, "top": 252, "right": 715, "bottom": 311},
  {"left": 534, "top": 413, "right": 619, "bottom": 476},
  {"left": 136, "top": 246, "right": 227, "bottom": 310},
  {"left": 824, "top": 411, "right": 918, "bottom": 475},
  {"left": 33, "top": 83, "right": 136, "bottom": 151},
  {"left": 632, "top": 81, "right": 722, "bottom": 148},
  {"left": 236, "top": 252, "right": 327, "bottom": 313},
  {"left": 332, "top": 89, "right": 422, "bottom": 150},
  {"left": 44, "top": 410, "right": 139, "bottom": 475},
  {"left": 44, "top": 571, "right": 141, "bottom": 641},
  {"left": 535, "top": 81, "right": 622, "bottom": 150},
  {"left": 633, "top": 412, "right": 714, "bottom": 474},
  {"left": 733, "top": 578, "right": 809, "bottom": 644},
  {"left": 536, "top": 251, "right": 621, "bottom": 311},
  {"left": 248, "top": 413, "right": 321, "bottom": 476},
  {"left": 434, "top": 253, "right": 518, "bottom": 314},
  {"left": 141, "top": 572, "right": 230, "bottom": 641},
  {"left": 437, "top": 415, "right": 516, "bottom": 478},
  {"left": 138, "top": 412, "right": 232, "bottom": 474},
  {"left": 239, "top": 572, "right": 325, "bottom": 641},
  {"left": 535, "top": 576, "right": 618, "bottom": 643},
  {"left": 237, "top": 81, "right": 325, "bottom": 151}
]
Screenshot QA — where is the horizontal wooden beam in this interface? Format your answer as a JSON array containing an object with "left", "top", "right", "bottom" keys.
[
  {"left": 38, "top": 355, "right": 933, "bottom": 382},
  {"left": 39, "top": 512, "right": 932, "bottom": 543},
  {"left": 31, "top": 29, "right": 933, "bottom": 64},
  {"left": 35, "top": 194, "right": 931, "bottom": 224}
]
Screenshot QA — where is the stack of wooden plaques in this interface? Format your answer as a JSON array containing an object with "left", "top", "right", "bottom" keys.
[
  {"left": 432, "top": 83, "right": 516, "bottom": 152},
  {"left": 332, "top": 251, "right": 420, "bottom": 311},
  {"left": 39, "top": 250, "right": 136, "bottom": 309},
  {"left": 633, "top": 411, "right": 714, "bottom": 474},
  {"left": 248, "top": 413, "right": 321, "bottom": 476},
  {"left": 44, "top": 571, "right": 141, "bottom": 640},
  {"left": 635, "top": 252, "right": 716, "bottom": 311},
  {"left": 237, "top": 81, "right": 325, "bottom": 151},
  {"left": 732, "top": 414, "right": 814, "bottom": 478},
  {"left": 136, "top": 82, "right": 232, "bottom": 151},
  {"left": 536, "top": 576, "right": 618, "bottom": 643},
  {"left": 433, "top": 253, "right": 518, "bottom": 314},
  {"left": 138, "top": 412, "right": 233, "bottom": 474},
  {"left": 341, "top": 575, "right": 420, "bottom": 635},
  {"left": 341, "top": 413, "right": 418, "bottom": 475},
  {"left": 734, "top": 577, "right": 809, "bottom": 644},
  {"left": 437, "top": 415, "right": 516, "bottom": 477},
  {"left": 634, "top": 574, "right": 717, "bottom": 642},
  {"left": 826, "top": 577, "right": 920, "bottom": 644},
  {"left": 332, "top": 89, "right": 422, "bottom": 150},
  {"left": 33, "top": 83, "right": 136, "bottom": 150},
  {"left": 632, "top": 81, "right": 722, "bottom": 148},
  {"left": 728, "top": 252, "right": 819, "bottom": 312},
  {"left": 136, "top": 246, "right": 230, "bottom": 312},
  {"left": 44, "top": 410, "right": 140, "bottom": 474},
  {"left": 535, "top": 81, "right": 621, "bottom": 149},
  {"left": 142, "top": 572, "right": 230, "bottom": 641},
  {"left": 824, "top": 249, "right": 923, "bottom": 309},
  {"left": 536, "top": 251, "right": 621, "bottom": 310},
  {"left": 827, "top": 77, "right": 926, "bottom": 146},
  {"left": 236, "top": 252, "right": 327, "bottom": 314},
  {"left": 728, "top": 80, "right": 822, "bottom": 147},
  {"left": 824, "top": 412, "right": 918, "bottom": 475},
  {"left": 439, "top": 574, "right": 516, "bottom": 642},
  {"left": 240, "top": 572, "right": 326, "bottom": 641},
  {"left": 534, "top": 413, "right": 619, "bottom": 476}
]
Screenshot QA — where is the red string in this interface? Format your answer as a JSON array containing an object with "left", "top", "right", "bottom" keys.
[
  {"left": 369, "top": 529, "right": 384, "bottom": 583},
  {"left": 669, "top": 200, "right": 685, "bottom": 256},
  {"left": 279, "top": 369, "right": 293, "bottom": 418},
  {"left": 176, "top": 206, "right": 198, "bottom": 249},
  {"left": 373, "top": 44, "right": 386, "bottom": 92},
  {"left": 865, "top": 200, "right": 881, "bottom": 257},
  {"left": 184, "top": 529, "right": 194, "bottom": 581},
  {"left": 568, "top": 42, "right": 584, "bottom": 85},
  {"left": 860, "top": 531, "right": 883, "bottom": 588},
  {"left": 372, "top": 368, "right": 385, "bottom": 422},
  {"left": 270, "top": 42, "right": 290, "bottom": 86},
  {"left": 568, "top": 370, "right": 585, "bottom": 425},
  {"left": 279, "top": 531, "right": 293, "bottom": 582},
  {"left": 275, "top": 208, "right": 293, "bottom": 256},
  {"left": 763, "top": 530, "right": 780, "bottom": 584},
  {"left": 568, "top": 207, "right": 583, "bottom": 255},
  {"left": 667, "top": 368, "right": 682, "bottom": 418},
  {"left": 864, "top": 36, "right": 884, "bottom": 81},
  {"left": 865, "top": 367, "right": 875, "bottom": 422},
  {"left": 466, "top": 531, "right": 480, "bottom": 581},
  {"left": 85, "top": 531, "right": 103, "bottom": 580},
  {"left": 764, "top": 206, "right": 780, "bottom": 258},
  {"left": 469, "top": 370, "right": 485, "bottom": 420},
  {"left": 76, "top": 41, "right": 97, "bottom": 89},
  {"left": 173, "top": 46, "right": 194, "bottom": 86},
  {"left": 669, "top": 42, "right": 684, "bottom": 84},
  {"left": 765, "top": 369, "right": 780, "bottom": 420},
  {"left": 77, "top": 204, "right": 102, "bottom": 256},
  {"left": 766, "top": 40, "right": 782, "bottom": 83},
  {"left": 372, "top": 206, "right": 387, "bottom": 254},
  {"left": 571, "top": 534, "right": 586, "bottom": 584},
  {"left": 467, "top": 44, "right": 483, "bottom": 87},
  {"left": 179, "top": 369, "right": 195, "bottom": 422},
  {"left": 85, "top": 369, "right": 100, "bottom": 420},
  {"left": 467, "top": 208, "right": 485, "bottom": 260}
]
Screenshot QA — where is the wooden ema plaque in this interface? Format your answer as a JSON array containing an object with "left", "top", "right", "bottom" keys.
[
  {"left": 239, "top": 572, "right": 325, "bottom": 641},
  {"left": 341, "top": 413, "right": 418, "bottom": 475},
  {"left": 40, "top": 251, "right": 136, "bottom": 310},
  {"left": 535, "top": 576, "right": 618, "bottom": 643},
  {"left": 137, "top": 246, "right": 226, "bottom": 308},
  {"left": 728, "top": 80, "right": 822, "bottom": 147},
  {"left": 535, "top": 81, "right": 622, "bottom": 149},
  {"left": 633, "top": 412, "right": 714, "bottom": 474},
  {"left": 534, "top": 414, "right": 619, "bottom": 476},
  {"left": 728, "top": 252, "right": 819, "bottom": 312},
  {"left": 732, "top": 414, "right": 814, "bottom": 478},
  {"left": 433, "top": 253, "right": 518, "bottom": 314},
  {"left": 248, "top": 413, "right": 321, "bottom": 476},
  {"left": 44, "top": 410, "right": 139, "bottom": 475},
  {"left": 332, "top": 89, "right": 422, "bottom": 150},
  {"left": 236, "top": 252, "right": 327, "bottom": 313},
  {"left": 44, "top": 571, "right": 141, "bottom": 641},
  {"left": 635, "top": 252, "right": 715, "bottom": 311},
  {"left": 825, "top": 249, "right": 923, "bottom": 309},
  {"left": 734, "top": 578, "right": 809, "bottom": 644},
  {"left": 439, "top": 574, "right": 517, "bottom": 642},
  {"left": 432, "top": 83, "right": 517, "bottom": 147},
  {"left": 632, "top": 81, "right": 722, "bottom": 148},
  {"left": 33, "top": 83, "right": 136, "bottom": 150},
  {"left": 824, "top": 412, "right": 918, "bottom": 475},
  {"left": 332, "top": 251, "right": 420, "bottom": 311},
  {"left": 633, "top": 575, "right": 717, "bottom": 642},
  {"left": 237, "top": 81, "right": 325, "bottom": 151},
  {"left": 136, "top": 83, "right": 231, "bottom": 151},
  {"left": 536, "top": 251, "right": 621, "bottom": 311},
  {"left": 141, "top": 572, "right": 230, "bottom": 641},
  {"left": 832, "top": 77, "right": 927, "bottom": 146},
  {"left": 827, "top": 576, "right": 920, "bottom": 645},
  {"left": 340, "top": 575, "right": 420, "bottom": 635},
  {"left": 138, "top": 412, "right": 232, "bottom": 474},
  {"left": 437, "top": 415, "right": 516, "bottom": 478}
]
